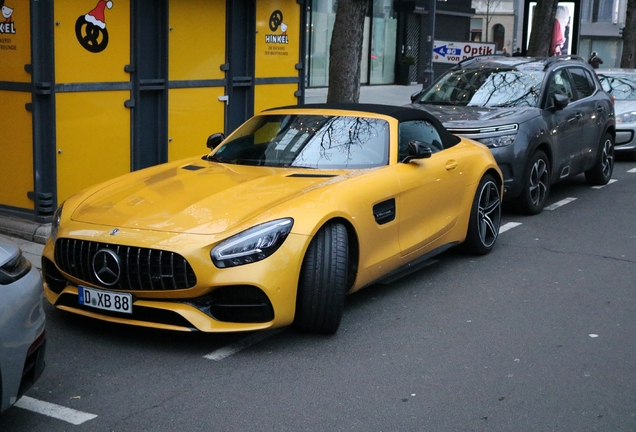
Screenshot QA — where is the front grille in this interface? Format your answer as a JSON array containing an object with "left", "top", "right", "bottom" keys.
[{"left": 55, "top": 238, "right": 197, "bottom": 291}]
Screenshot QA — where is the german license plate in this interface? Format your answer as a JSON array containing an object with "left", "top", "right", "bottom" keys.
[{"left": 78, "top": 286, "right": 133, "bottom": 314}]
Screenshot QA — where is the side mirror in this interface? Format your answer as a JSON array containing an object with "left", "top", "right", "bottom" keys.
[
  {"left": 552, "top": 93, "right": 570, "bottom": 110},
  {"left": 403, "top": 141, "right": 433, "bottom": 163},
  {"left": 206, "top": 133, "right": 225, "bottom": 150}
]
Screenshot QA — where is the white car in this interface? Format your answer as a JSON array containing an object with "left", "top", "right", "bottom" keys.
[
  {"left": 598, "top": 69, "right": 636, "bottom": 160},
  {"left": 0, "top": 235, "right": 46, "bottom": 412}
]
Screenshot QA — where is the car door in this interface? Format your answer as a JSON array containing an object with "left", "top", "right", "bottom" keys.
[
  {"left": 394, "top": 120, "right": 465, "bottom": 257},
  {"left": 565, "top": 66, "right": 603, "bottom": 173},
  {"left": 543, "top": 68, "right": 589, "bottom": 179}
]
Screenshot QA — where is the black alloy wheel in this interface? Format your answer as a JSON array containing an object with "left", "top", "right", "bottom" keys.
[
  {"left": 464, "top": 174, "right": 502, "bottom": 255},
  {"left": 585, "top": 132, "right": 614, "bottom": 185},
  {"left": 517, "top": 150, "right": 550, "bottom": 215}
]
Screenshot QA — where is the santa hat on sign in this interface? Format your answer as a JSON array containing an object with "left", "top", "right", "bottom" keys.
[{"left": 85, "top": 1, "right": 113, "bottom": 29}]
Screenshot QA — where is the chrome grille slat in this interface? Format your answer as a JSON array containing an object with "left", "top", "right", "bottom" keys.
[{"left": 54, "top": 238, "right": 196, "bottom": 291}]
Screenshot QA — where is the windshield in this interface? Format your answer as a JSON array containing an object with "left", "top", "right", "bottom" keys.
[
  {"left": 210, "top": 114, "right": 390, "bottom": 169},
  {"left": 417, "top": 67, "right": 545, "bottom": 108},
  {"left": 597, "top": 73, "right": 636, "bottom": 100}
]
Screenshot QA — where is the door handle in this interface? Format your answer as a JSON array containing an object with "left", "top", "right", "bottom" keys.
[
  {"left": 596, "top": 106, "right": 605, "bottom": 112},
  {"left": 445, "top": 160, "right": 458, "bottom": 171},
  {"left": 218, "top": 95, "right": 229, "bottom": 105}
]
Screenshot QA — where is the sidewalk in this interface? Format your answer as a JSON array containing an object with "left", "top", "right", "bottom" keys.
[{"left": 0, "top": 84, "right": 424, "bottom": 254}]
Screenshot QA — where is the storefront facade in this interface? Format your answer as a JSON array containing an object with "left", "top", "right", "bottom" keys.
[{"left": 0, "top": 0, "right": 304, "bottom": 222}]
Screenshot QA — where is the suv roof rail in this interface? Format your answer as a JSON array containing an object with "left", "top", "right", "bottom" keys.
[
  {"left": 457, "top": 54, "right": 508, "bottom": 67},
  {"left": 543, "top": 54, "right": 586, "bottom": 69}
]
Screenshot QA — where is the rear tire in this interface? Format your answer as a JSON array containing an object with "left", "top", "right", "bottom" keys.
[
  {"left": 294, "top": 222, "right": 349, "bottom": 334},
  {"left": 516, "top": 150, "right": 550, "bottom": 215},
  {"left": 585, "top": 132, "right": 614, "bottom": 185},
  {"left": 463, "top": 174, "right": 502, "bottom": 255}
]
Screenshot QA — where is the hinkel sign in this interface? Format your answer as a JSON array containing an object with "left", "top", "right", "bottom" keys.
[{"left": 433, "top": 40, "right": 497, "bottom": 64}]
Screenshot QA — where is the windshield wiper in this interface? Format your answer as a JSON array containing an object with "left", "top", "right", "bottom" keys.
[{"left": 206, "top": 154, "right": 231, "bottom": 163}]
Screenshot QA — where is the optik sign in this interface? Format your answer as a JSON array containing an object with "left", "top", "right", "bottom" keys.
[{"left": 433, "top": 41, "right": 496, "bottom": 64}]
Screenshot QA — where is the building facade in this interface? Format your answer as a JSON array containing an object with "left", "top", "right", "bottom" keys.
[{"left": 0, "top": 0, "right": 305, "bottom": 222}]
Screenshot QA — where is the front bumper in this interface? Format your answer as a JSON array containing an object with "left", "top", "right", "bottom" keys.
[{"left": 42, "top": 229, "right": 309, "bottom": 332}]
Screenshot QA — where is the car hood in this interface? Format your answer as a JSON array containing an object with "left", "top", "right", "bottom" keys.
[
  {"left": 614, "top": 100, "right": 636, "bottom": 116},
  {"left": 408, "top": 103, "right": 539, "bottom": 127},
  {"left": 70, "top": 159, "right": 354, "bottom": 235}
]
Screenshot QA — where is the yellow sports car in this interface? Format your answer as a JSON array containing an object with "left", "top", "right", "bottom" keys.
[{"left": 42, "top": 104, "right": 503, "bottom": 334}]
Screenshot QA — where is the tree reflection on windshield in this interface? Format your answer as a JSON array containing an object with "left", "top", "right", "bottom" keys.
[
  {"left": 419, "top": 68, "right": 544, "bottom": 108},
  {"left": 598, "top": 74, "right": 636, "bottom": 100},
  {"left": 213, "top": 114, "right": 390, "bottom": 169}
]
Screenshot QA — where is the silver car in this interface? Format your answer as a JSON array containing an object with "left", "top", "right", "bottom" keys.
[
  {"left": 597, "top": 69, "right": 636, "bottom": 160},
  {"left": 0, "top": 235, "right": 46, "bottom": 412}
]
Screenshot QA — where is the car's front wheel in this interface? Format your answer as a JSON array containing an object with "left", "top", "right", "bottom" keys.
[
  {"left": 585, "top": 132, "right": 614, "bottom": 185},
  {"left": 516, "top": 150, "right": 550, "bottom": 215},
  {"left": 464, "top": 174, "right": 502, "bottom": 255},
  {"left": 294, "top": 222, "right": 349, "bottom": 334}
]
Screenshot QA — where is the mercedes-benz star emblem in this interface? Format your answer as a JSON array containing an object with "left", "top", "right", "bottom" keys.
[{"left": 92, "top": 249, "right": 121, "bottom": 286}]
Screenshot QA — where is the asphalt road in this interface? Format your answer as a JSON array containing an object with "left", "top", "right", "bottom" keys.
[{"left": 2, "top": 159, "right": 635, "bottom": 432}]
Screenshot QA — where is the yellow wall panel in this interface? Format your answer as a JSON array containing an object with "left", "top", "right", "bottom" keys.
[
  {"left": 255, "top": 0, "right": 301, "bottom": 78},
  {"left": 254, "top": 84, "right": 298, "bottom": 114},
  {"left": 168, "top": 0, "right": 226, "bottom": 81},
  {"left": 54, "top": 0, "right": 130, "bottom": 84},
  {"left": 167, "top": 87, "right": 226, "bottom": 161},
  {"left": 0, "top": 0, "right": 31, "bottom": 83},
  {"left": 0, "top": 91, "right": 33, "bottom": 209},
  {"left": 56, "top": 91, "right": 130, "bottom": 202}
]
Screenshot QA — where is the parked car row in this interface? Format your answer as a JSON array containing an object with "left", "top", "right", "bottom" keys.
[
  {"left": 409, "top": 54, "right": 616, "bottom": 214},
  {"left": 37, "top": 55, "right": 626, "bottom": 341},
  {"left": 5, "top": 55, "right": 632, "bottom": 414}
]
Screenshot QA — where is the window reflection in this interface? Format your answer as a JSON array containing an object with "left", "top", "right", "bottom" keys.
[
  {"left": 215, "top": 115, "right": 390, "bottom": 169},
  {"left": 418, "top": 68, "right": 545, "bottom": 108}
]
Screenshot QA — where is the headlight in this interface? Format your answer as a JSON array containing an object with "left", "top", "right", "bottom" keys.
[
  {"left": 478, "top": 134, "right": 516, "bottom": 148},
  {"left": 50, "top": 203, "right": 64, "bottom": 243},
  {"left": 616, "top": 111, "right": 636, "bottom": 124},
  {"left": 211, "top": 218, "right": 294, "bottom": 268}
]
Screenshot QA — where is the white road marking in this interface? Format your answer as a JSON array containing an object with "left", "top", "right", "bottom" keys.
[
  {"left": 627, "top": 167, "right": 636, "bottom": 173},
  {"left": 499, "top": 222, "right": 522, "bottom": 233},
  {"left": 545, "top": 197, "right": 577, "bottom": 210},
  {"left": 591, "top": 179, "right": 618, "bottom": 189},
  {"left": 204, "top": 329, "right": 284, "bottom": 361},
  {"left": 14, "top": 396, "right": 97, "bottom": 425}
]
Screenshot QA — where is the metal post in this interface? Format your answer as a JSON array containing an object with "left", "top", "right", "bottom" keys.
[{"left": 421, "top": 0, "right": 436, "bottom": 88}]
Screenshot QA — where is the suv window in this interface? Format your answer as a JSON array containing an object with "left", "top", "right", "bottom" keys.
[
  {"left": 546, "top": 69, "right": 575, "bottom": 107},
  {"left": 568, "top": 67, "right": 595, "bottom": 100}
]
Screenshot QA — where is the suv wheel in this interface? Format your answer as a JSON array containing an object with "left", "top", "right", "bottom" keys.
[
  {"left": 585, "top": 132, "right": 614, "bottom": 185},
  {"left": 516, "top": 150, "right": 550, "bottom": 215}
]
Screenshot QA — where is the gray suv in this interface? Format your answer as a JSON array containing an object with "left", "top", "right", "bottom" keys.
[{"left": 409, "top": 55, "right": 615, "bottom": 214}]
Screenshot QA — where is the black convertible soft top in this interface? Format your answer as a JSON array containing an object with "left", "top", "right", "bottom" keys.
[{"left": 272, "top": 103, "right": 461, "bottom": 149}]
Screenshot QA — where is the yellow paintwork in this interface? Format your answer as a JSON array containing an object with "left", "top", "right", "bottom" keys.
[
  {"left": 168, "top": 0, "right": 226, "bottom": 81},
  {"left": 167, "top": 87, "right": 226, "bottom": 161},
  {"left": 0, "top": 91, "right": 33, "bottom": 209},
  {"left": 0, "top": 0, "right": 31, "bottom": 83},
  {"left": 55, "top": 91, "right": 131, "bottom": 203},
  {"left": 255, "top": 0, "right": 301, "bottom": 79},
  {"left": 43, "top": 107, "right": 502, "bottom": 332},
  {"left": 254, "top": 83, "right": 298, "bottom": 114},
  {"left": 54, "top": 0, "right": 130, "bottom": 84}
]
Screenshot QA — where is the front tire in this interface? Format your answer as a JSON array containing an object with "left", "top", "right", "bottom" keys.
[
  {"left": 294, "top": 222, "right": 349, "bottom": 334},
  {"left": 585, "top": 132, "right": 614, "bottom": 185},
  {"left": 516, "top": 150, "right": 550, "bottom": 215},
  {"left": 464, "top": 174, "right": 502, "bottom": 255}
]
